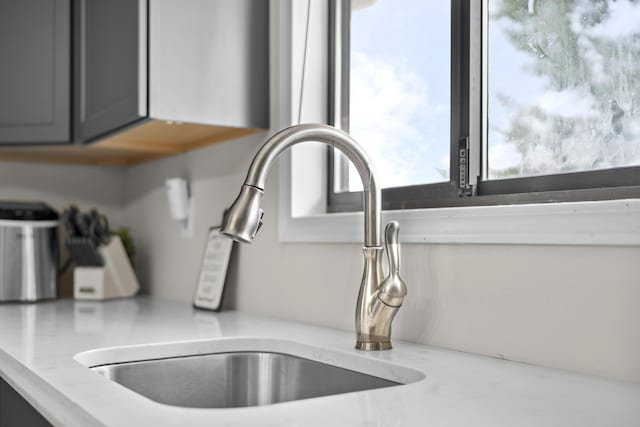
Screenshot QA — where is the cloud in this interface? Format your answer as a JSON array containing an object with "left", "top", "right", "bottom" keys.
[
  {"left": 535, "top": 88, "right": 598, "bottom": 118},
  {"left": 575, "top": 37, "right": 607, "bottom": 84},
  {"left": 586, "top": 0, "right": 640, "bottom": 39},
  {"left": 347, "top": 52, "right": 445, "bottom": 190},
  {"left": 490, "top": 143, "right": 522, "bottom": 171}
]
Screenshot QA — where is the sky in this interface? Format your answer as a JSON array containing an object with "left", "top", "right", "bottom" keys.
[
  {"left": 344, "top": 0, "right": 640, "bottom": 191},
  {"left": 346, "top": 0, "right": 451, "bottom": 191}
]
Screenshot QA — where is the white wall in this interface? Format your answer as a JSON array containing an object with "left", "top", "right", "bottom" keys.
[
  {"left": 121, "top": 146, "right": 640, "bottom": 384},
  {"left": 122, "top": 132, "right": 265, "bottom": 296},
  {"left": 0, "top": 161, "right": 125, "bottom": 223},
  {"left": 117, "top": 0, "right": 640, "bottom": 385}
]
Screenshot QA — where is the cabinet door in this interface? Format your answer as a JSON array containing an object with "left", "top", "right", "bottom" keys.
[
  {"left": 75, "top": 0, "right": 147, "bottom": 142},
  {"left": 150, "top": 0, "right": 269, "bottom": 129},
  {"left": 0, "top": 0, "right": 70, "bottom": 144},
  {"left": 0, "top": 378, "right": 51, "bottom": 427}
]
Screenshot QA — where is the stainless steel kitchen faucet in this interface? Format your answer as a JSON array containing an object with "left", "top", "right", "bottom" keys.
[{"left": 221, "top": 123, "right": 407, "bottom": 350}]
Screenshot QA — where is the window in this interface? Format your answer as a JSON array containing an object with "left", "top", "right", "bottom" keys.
[
  {"left": 328, "top": 0, "right": 640, "bottom": 213},
  {"left": 333, "top": 0, "right": 451, "bottom": 191}
]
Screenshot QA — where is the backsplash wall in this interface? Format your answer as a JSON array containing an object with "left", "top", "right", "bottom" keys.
[
  {"left": 0, "top": 161, "right": 125, "bottom": 221},
  {"left": 121, "top": 136, "right": 640, "bottom": 384},
  {"left": 122, "top": 132, "right": 264, "bottom": 297}
]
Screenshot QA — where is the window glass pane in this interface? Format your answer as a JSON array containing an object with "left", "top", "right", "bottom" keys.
[
  {"left": 487, "top": 0, "right": 640, "bottom": 179},
  {"left": 340, "top": 0, "right": 451, "bottom": 192}
]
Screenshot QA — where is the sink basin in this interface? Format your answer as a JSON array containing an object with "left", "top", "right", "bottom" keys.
[
  {"left": 92, "top": 351, "right": 400, "bottom": 408},
  {"left": 77, "top": 337, "right": 425, "bottom": 409}
]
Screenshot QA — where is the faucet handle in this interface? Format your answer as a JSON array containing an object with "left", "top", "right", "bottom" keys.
[
  {"left": 377, "top": 221, "right": 407, "bottom": 307},
  {"left": 385, "top": 221, "right": 401, "bottom": 276}
]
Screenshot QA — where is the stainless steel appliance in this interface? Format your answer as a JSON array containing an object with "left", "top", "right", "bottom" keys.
[
  {"left": 0, "top": 202, "right": 59, "bottom": 302},
  {"left": 221, "top": 124, "right": 408, "bottom": 351}
]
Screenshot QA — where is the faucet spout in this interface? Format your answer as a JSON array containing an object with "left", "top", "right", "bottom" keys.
[
  {"left": 223, "top": 123, "right": 380, "bottom": 247},
  {"left": 222, "top": 123, "right": 407, "bottom": 350}
]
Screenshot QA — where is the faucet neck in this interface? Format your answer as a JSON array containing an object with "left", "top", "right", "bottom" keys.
[{"left": 242, "top": 124, "right": 381, "bottom": 247}]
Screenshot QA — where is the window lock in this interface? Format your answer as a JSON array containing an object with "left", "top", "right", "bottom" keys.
[{"left": 458, "top": 136, "right": 473, "bottom": 197}]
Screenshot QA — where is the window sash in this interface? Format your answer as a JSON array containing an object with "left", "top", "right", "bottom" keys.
[{"left": 327, "top": 0, "right": 640, "bottom": 213}]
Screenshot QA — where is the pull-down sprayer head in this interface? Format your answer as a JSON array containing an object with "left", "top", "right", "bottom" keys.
[{"left": 220, "top": 185, "right": 264, "bottom": 243}]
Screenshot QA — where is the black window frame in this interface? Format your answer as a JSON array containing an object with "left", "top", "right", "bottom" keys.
[{"left": 327, "top": 0, "right": 640, "bottom": 213}]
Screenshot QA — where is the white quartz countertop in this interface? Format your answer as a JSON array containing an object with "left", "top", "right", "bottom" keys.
[{"left": 0, "top": 297, "right": 638, "bottom": 426}]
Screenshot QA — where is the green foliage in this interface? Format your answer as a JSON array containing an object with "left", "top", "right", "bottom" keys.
[
  {"left": 490, "top": 0, "right": 640, "bottom": 176},
  {"left": 111, "top": 227, "right": 135, "bottom": 264}
]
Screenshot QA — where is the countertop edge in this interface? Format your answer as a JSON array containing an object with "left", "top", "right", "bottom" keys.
[{"left": 0, "top": 348, "right": 101, "bottom": 427}]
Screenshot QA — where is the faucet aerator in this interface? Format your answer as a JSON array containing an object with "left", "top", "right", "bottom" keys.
[{"left": 220, "top": 231, "right": 251, "bottom": 244}]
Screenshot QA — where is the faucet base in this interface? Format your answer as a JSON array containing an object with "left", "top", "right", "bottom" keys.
[{"left": 355, "top": 341, "right": 392, "bottom": 351}]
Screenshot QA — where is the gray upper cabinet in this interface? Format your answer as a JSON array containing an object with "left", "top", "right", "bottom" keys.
[
  {"left": 0, "top": 0, "right": 268, "bottom": 156},
  {"left": 0, "top": 0, "right": 71, "bottom": 144},
  {"left": 74, "top": 0, "right": 147, "bottom": 142},
  {"left": 149, "top": 0, "right": 269, "bottom": 129}
]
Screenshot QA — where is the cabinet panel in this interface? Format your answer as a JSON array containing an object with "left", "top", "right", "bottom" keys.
[
  {"left": 0, "top": 0, "right": 70, "bottom": 143},
  {"left": 0, "top": 378, "right": 51, "bottom": 427},
  {"left": 75, "top": 0, "right": 147, "bottom": 142},
  {"left": 0, "top": 0, "right": 266, "bottom": 163},
  {"left": 150, "top": 0, "right": 269, "bottom": 129}
]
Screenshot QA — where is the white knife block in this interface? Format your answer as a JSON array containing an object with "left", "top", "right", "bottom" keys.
[{"left": 73, "top": 236, "right": 140, "bottom": 300}]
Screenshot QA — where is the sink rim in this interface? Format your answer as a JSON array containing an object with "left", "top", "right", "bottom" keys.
[{"left": 74, "top": 336, "right": 427, "bottom": 386}]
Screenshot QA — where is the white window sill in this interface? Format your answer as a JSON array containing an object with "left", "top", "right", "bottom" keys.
[
  {"left": 277, "top": 144, "right": 640, "bottom": 247},
  {"left": 279, "top": 196, "right": 640, "bottom": 246}
]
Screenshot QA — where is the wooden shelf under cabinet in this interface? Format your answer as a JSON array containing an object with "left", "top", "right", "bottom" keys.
[{"left": 0, "top": 121, "right": 259, "bottom": 166}]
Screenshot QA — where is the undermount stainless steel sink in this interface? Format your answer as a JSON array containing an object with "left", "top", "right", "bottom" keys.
[{"left": 91, "top": 351, "right": 401, "bottom": 408}]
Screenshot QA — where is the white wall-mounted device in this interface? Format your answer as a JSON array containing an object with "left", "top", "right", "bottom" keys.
[{"left": 166, "top": 177, "right": 193, "bottom": 238}]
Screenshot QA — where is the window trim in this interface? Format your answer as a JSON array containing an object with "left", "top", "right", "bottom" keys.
[
  {"left": 326, "top": 0, "right": 640, "bottom": 213},
  {"left": 327, "top": 0, "right": 467, "bottom": 210},
  {"left": 279, "top": 197, "right": 640, "bottom": 246},
  {"left": 277, "top": 0, "right": 640, "bottom": 246}
]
